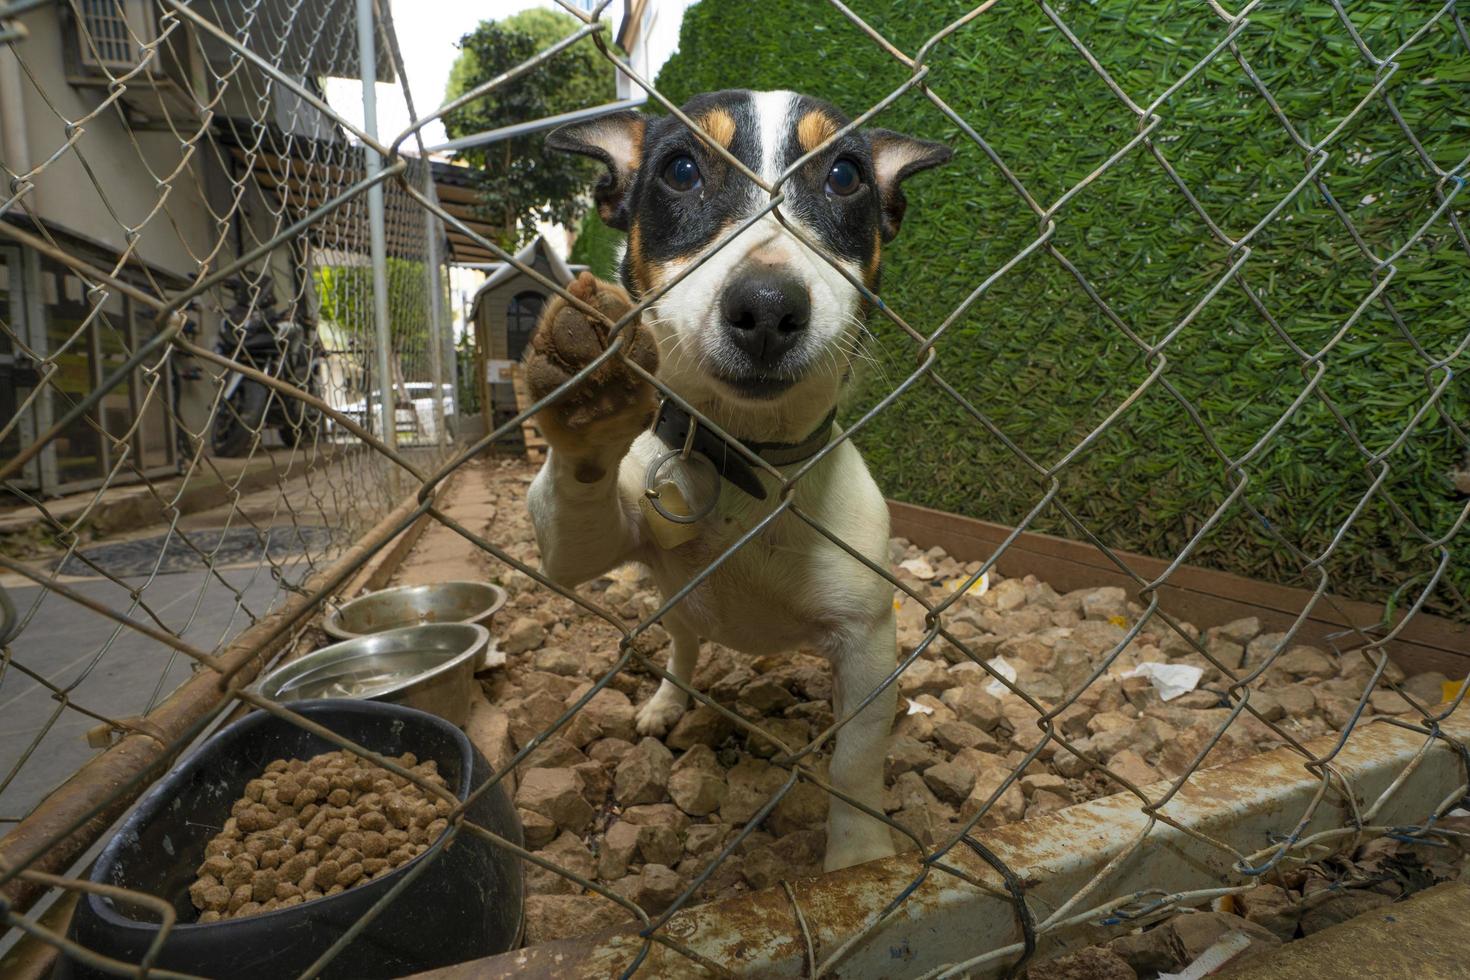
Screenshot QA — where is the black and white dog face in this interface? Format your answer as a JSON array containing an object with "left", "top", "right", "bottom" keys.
[{"left": 548, "top": 89, "right": 950, "bottom": 441}]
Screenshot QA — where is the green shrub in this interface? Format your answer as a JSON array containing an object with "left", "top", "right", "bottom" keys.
[
  {"left": 569, "top": 209, "right": 622, "bottom": 280},
  {"left": 655, "top": 0, "right": 1469, "bottom": 617}
]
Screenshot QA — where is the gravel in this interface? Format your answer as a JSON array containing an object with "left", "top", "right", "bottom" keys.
[{"left": 447, "top": 458, "right": 1460, "bottom": 955}]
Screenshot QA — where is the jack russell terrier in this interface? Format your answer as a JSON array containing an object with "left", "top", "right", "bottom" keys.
[{"left": 524, "top": 89, "right": 951, "bottom": 871}]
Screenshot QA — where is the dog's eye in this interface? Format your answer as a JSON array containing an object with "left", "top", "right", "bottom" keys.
[
  {"left": 826, "top": 158, "right": 861, "bottom": 196},
  {"left": 663, "top": 155, "right": 701, "bottom": 192}
]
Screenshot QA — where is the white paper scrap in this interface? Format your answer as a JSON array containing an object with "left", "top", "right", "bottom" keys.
[
  {"left": 477, "top": 638, "right": 505, "bottom": 672},
  {"left": 1157, "top": 930, "right": 1253, "bottom": 980},
  {"left": 905, "top": 698, "right": 935, "bottom": 716},
  {"left": 984, "top": 655, "right": 1017, "bottom": 698},
  {"left": 1122, "top": 661, "right": 1203, "bottom": 701}
]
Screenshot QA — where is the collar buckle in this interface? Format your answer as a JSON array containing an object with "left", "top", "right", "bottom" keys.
[{"left": 648, "top": 399, "right": 837, "bottom": 502}]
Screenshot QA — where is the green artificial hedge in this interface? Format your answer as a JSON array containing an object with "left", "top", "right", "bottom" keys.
[{"left": 646, "top": 0, "right": 1468, "bottom": 618}]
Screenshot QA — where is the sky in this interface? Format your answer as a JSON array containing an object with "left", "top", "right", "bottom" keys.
[
  {"left": 323, "top": 0, "right": 550, "bottom": 150},
  {"left": 320, "top": 0, "right": 563, "bottom": 337}
]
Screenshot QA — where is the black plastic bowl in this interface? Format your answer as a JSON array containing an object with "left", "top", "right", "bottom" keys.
[{"left": 61, "top": 699, "right": 523, "bottom": 979}]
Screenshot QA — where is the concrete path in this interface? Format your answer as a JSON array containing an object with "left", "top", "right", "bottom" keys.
[
  {"left": 0, "top": 449, "right": 444, "bottom": 831},
  {"left": 0, "top": 560, "right": 307, "bottom": 825}
]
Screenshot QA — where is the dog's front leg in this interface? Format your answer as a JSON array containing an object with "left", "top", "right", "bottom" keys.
[
  {"left": 525, "top": 273, "right": 659, "bottom": 587},
  {"left": 824, "top": 613, "right": 900, "bottom": 871},
  {"left": 635, "top": 615, "right": 700, "bottom": 735}
]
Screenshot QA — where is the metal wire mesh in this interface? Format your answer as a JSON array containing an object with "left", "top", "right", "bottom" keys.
[
  {"left": 0, "top": 0, "right": 457, "bottom": 959},
  {"left": 1, "top": 0, "right": 1467, "bottom": 977}
]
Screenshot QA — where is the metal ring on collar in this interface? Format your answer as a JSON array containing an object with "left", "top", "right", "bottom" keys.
[{"left": 643, "top": 448, "right": 721, "bottom": 525}]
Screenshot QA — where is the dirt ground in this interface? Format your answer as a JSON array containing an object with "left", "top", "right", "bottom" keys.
[{"left": 388, "top": 455, "right": 1467, "bottom": 975}]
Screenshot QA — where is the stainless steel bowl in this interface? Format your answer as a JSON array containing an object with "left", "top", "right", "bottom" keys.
[
  {"left": 253, "top": 623, "right": 489, "bottom": 726},
  {"left": 323, "top": 581, "right": 508, "bottom": 641}
]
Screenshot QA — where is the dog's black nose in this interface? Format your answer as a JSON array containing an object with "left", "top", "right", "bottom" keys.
[{"left": 720, "top": 270, "right": 811, "bottom": 367}]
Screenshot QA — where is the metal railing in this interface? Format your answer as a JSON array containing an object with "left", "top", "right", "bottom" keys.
[{"left": 1, "top": 0, "right": 1466, "bottom": 976}]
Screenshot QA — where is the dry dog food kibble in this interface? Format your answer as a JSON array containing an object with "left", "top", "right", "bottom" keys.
[{"left": 188, "top": 750, "right": 453, "bottom": 921}]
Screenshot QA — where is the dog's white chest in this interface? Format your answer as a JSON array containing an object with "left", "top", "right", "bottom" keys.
[
  {"left": 648, "top": 520, "right": 825, "bottom": 654},
  {"left": 622, "top": 431, "right": 892, "bottom": 655}
]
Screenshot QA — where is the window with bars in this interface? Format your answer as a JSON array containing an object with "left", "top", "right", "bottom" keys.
[{"left": 75, "top": 0, "right": 151, "bottom": 71}]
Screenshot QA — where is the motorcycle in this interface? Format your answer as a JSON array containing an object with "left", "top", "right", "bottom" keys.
[{"left": 209, "top": 277, "right": 326, "bottom": 458}]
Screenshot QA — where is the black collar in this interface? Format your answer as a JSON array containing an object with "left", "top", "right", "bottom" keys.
[{"left": 650, "top": 400, "right": 837, "bottom": 500}]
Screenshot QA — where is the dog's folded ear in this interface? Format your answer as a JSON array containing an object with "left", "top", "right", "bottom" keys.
[
  {"left": 547, "top": 110, "right": 646, "bottom": 232},
  {"left": 866, "top": 131, "right": 953, "bottom": 242}
]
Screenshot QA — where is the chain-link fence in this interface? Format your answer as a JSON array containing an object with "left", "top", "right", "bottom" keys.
[
  {"left": 0, "top": 0, "right": 458, "bottom": 966},
  {"left": 1, "top": 0, "right": 1467, "bottom": 977}
]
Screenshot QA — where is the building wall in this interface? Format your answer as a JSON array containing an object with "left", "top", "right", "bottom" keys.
[
  {"left": 615, "top": 0, "right": 696, "bottom": 102},
  {"left": 3, "top": 6, "right": 315, "bottom": 304},
  {"left": 4, "top": 6, "right": 218, "bottom": 280},
  {"left": 1, "top": 5, "right": 343, "bottom": 493}
]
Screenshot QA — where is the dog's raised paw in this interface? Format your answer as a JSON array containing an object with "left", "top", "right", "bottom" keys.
[
  {"left": 634, "top": 690, "right": 688, "bottom": 737},
  {"left": 524, "top": 271, "right": 659, "bottom": 455}
]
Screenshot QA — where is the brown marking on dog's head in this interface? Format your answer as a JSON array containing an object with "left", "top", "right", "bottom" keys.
[
  {"left": 745, "top": 241, "right": 790, "bottom": 268},
  {"left": 797, "top": 109, "right": 839, "bottom": 155},
  {"left": 545, "top": 111, "right": 646, "bottom": 231},
  {"left": 625, "top": 119, "right": 645, "bottom": 170},
  {"left": 863, "top": 226, "right": 883, "bottom": 290},
  {"left": 627, "top": 220, "right": 649, "bottom": 295},
  {"left": 868, "top": 130, "right": 953, "bottom": 242},
  {"left": 696, "top": 108, "right": 737, "bottom": 150}
]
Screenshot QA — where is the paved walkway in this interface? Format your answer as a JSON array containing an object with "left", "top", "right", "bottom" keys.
[
  {"left": 0, "top": 560, "right": 308, "bottom": 824},
  {"left": 0, "top": 447, "right": 445, "bottom": 829}
]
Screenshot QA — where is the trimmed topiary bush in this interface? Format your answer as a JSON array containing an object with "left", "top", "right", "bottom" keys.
[
  {"left": 569, "top": 209, "right": 622, "bottom": 281},
  {"left": 648, "top": 0, "right": 1467, "bottom": 617}
]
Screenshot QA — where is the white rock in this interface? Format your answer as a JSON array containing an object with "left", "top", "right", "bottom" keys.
[{"left": 899, "top": 557, "right": 936, "bottom": 580}]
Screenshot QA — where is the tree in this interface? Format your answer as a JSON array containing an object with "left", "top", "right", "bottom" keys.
[
  {"left": 444, "top": 9, "right": 616, "bottom": 250},
  {"left": 314, "top": 259, "right": 449, "bottom": 406},
  {"left": 314, "top": 259, "right": 440, "bottom": 351},
  {"left": 568, "top": 208, "right": 621, "bottom": 281}
]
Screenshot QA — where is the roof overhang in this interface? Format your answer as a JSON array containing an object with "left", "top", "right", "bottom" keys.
[
  {"left": 231, "top": 145, "right": 503, "bottom": 264},
  {"left": 429, "top": 161, "right": 506, "bottom": 265},
  {"left": 194, "top": 0, "right": 395, "bottom": 83},
  {"left": 467, "top": 236, "right": 580, "bottom": 320}
]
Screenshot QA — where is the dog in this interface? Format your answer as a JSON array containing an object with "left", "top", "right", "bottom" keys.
[{"left": 523, "top": 89, "right": 950, "bottom": 872}]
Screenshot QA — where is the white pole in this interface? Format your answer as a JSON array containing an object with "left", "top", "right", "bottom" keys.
[
  {"left": 356, "top": 0, "right": 395, "bottom": 450},
  {"left": 422, "top": 165, "right": 447, "bottom": 448}
]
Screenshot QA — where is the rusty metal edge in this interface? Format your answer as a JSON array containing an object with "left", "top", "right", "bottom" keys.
[
  {"left": 1214, "top": 880, "right": 1470, "bottom": 979},
  {"left": 410, "top": 715, "right": 1470, "bottom": 979},
  {"left": 0, "top": 889, "right": 79, "bottom": 980},
  {"left": 0, "top": 484, "right": 432, "bottom": 923}
]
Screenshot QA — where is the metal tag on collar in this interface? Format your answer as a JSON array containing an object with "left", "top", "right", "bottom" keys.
[
  {"left": 641, "top": 403, "right": 720, "bottom": 548},
  {"left": 652, "top": 398, "right": 769, "bottom": 500}
]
